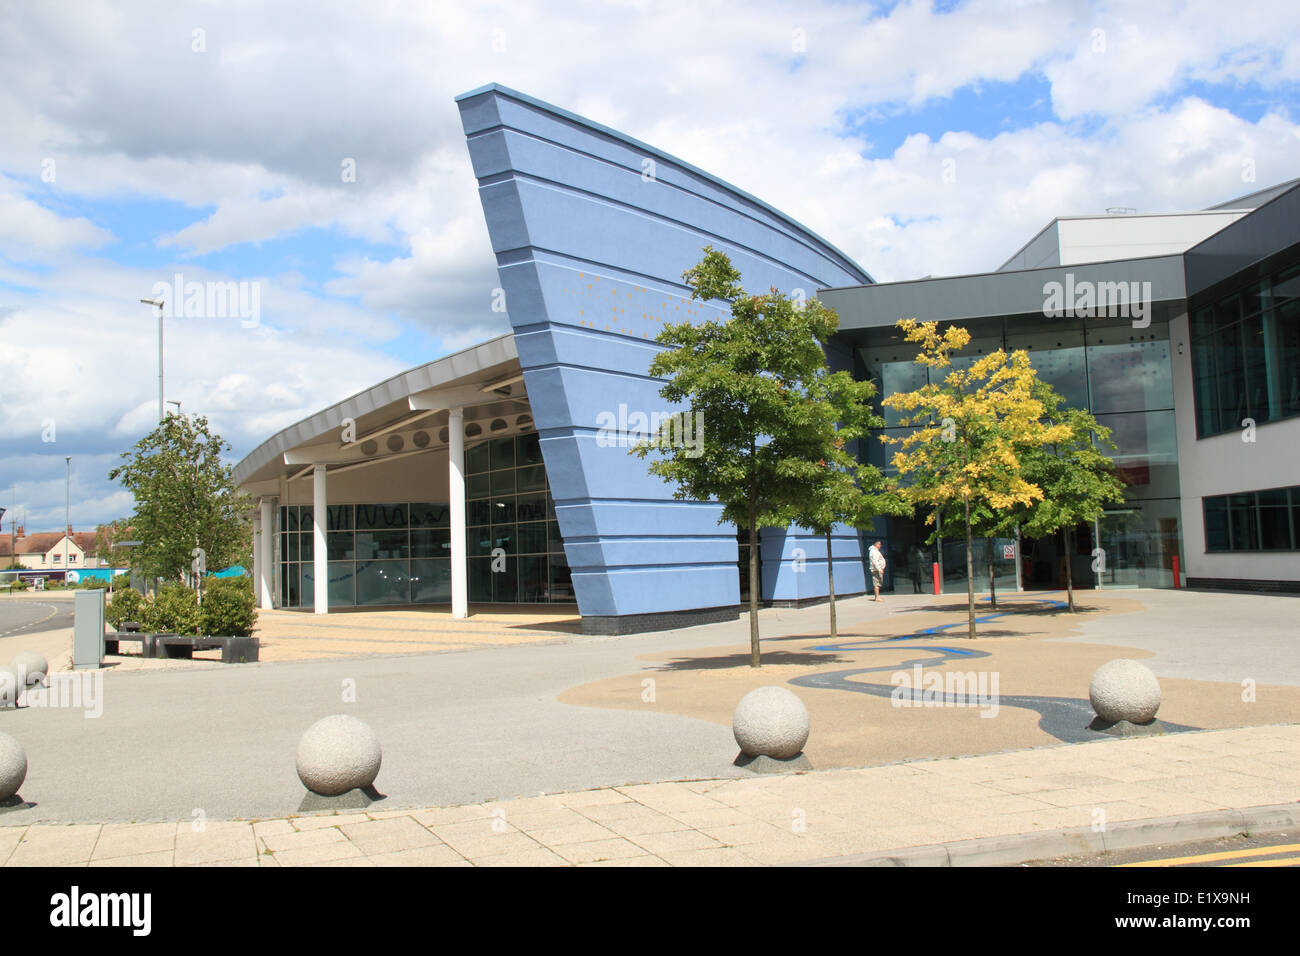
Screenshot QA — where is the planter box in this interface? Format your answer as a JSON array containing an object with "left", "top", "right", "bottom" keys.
[{"left": 108, "top": 632, "right": 258, "bottom": 663}]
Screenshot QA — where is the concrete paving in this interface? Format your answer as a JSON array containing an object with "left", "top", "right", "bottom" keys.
[
  {"left": 2, "top": 723, "right": 1295, "bottom": 867},
  {"left": 0, "top": 585, "right": 1295, "bottom": 865},
  {"left": 1060, "top": 588, "right": 1300, "bottom": 685}
]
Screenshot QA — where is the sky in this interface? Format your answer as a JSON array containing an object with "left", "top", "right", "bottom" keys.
[{"left": 1, "top": 0, "right": 1298, "bottom": 534}]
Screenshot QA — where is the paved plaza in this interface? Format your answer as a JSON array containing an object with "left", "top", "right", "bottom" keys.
[{"left": 0, "top": 586, "right": 1296, "bottom": 865}]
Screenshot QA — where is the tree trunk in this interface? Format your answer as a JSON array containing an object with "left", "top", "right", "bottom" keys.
[
  {"left": 749, "top": 495, "right": 761, "bottom": 667},
  {"left": 1066, "top": 526, "right": 1076, "bottom": 613},
  {"left": 964, "top": 495, "right": 975, "bottom": 639},
  {"left": 825, "top": 528, "right": 836, "bottom": 638},
  {"left": 987, "top": 536, "right": 996, "bottom": 609}
]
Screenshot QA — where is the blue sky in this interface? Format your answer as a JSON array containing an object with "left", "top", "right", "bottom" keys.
[{"left": 1, "top": 0, "right": 1298, "bottom": 534}]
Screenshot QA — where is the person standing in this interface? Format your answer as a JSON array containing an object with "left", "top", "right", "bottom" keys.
[
  {"left": 869, "top": 540, "right": 886, "bottom": 602},
  {"left": 910, "top": 545, "right": 924, "bottom": 593}
]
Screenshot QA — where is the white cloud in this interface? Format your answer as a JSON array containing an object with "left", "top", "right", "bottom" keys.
[{"left": 1, "top": 0, "right": 1299, "bottom": 524}]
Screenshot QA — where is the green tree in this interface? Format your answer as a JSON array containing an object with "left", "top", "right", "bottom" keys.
[
  {"left": 636, "top": 247, "right": 842, "bottom": 667},
  {"left": 93, "top": 519, "right": 136, "bottom": 572},
  {"left": 1013, "top": 383, "right": 1128, "bottom": 612},
  {"left": 108, "top": 414, "right": 252, "bottom": 583},
  {"left": 786, "top": 364, "right": 901, "bottom": 637},
  {"left": 883, "top": 320, "right": 1072, "bottom": 638}
]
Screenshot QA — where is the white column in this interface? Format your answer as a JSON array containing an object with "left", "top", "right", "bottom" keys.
[
  {"left": 313, "top": 465, "right": 329, "bottom": 614},
  {"left": 259, "top": 498, "right": 274, "bottom": 609},
  {"left": 252, "top": 519, "right": 261, "bottom": 603},
  {"left": 448, "top": 407, "right": 467, "bottom": 618}
]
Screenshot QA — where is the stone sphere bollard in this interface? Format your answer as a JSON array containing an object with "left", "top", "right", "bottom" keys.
[
  {"left": 733, "top": 686, "right": 810, "bottom": 759},
  {"left": 0, "top": 667, "right": 20, "bottom": 708},
  {"left": 0, "top": 732, "right": 27, "bottom": 801},
  {"left": 10, "top": 651, "right": 48, "bottom": 687},
  {"left": 295, "top": 715, "right": 382, "bottom": 796},
  {"left": 1089, "top": 659, "right": 1162, "bottom": 724}
]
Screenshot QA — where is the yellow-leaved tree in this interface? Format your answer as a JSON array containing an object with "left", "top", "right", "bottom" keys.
[{"left": 882, "top": 319, "right": 1072, "bottom": 638}]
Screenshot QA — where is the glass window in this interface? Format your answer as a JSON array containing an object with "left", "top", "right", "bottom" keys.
[
  {"left": 1203, "top": 497, "right": 1229, "bottom": 552},
  {"left": 1086, "top": 339, "right": 1173, "bottom": 414},
  {"left": 490, "top": 436, "right": 515, "bottom": 470},
  {"left": 300, "top": 564, "right": 314, "bottom": 610},
  {"left": 1096, "top": 501, "right": 1181, "bottom": 588},
  {"left": 466, "top": 442, "right": 491, "bottom": 474},
  {"left": 327, "top": 561, "right": 355, "bottom": 606},
  {"left": 1227, "top": 493, "right": 1259, "bottom": 551},
  {"left": 411, "top": 528, "right": 450, "bottom": 558},
  {"left": 517, "top": 432, "right": 543, "bottom": 465},
  {"left": 517, "top": 523, "right": 547, "bottom": 555},
  {"left": 491, "top": 468, "right": 516, "bottom": 495},
  {"left": 517, "top": 493, "right": 547, "bottom": 523},
  {"left": 468, "top": 528, "right": 494, "bottom": 558},
  {"left": 469, "top": 558, "right": 492, "bottom": 602},
  {"left": 549, "top": 555, "right": 574, "bottom": 600},
  {"left": 355, "top": 560, "right": 409, "bottom": 605},
  {"left": 518, "top": 555, "right": 548, "bottom": 601},
  {"left": 492, "top": 562, "right": 517, "bottom": 602},
  {"left": 355, "top": 503, "right": 407, "bottom": 530},
  {"left": 1191, "top": 259, "right": 1300, "bottom": 437},
  {"left": 327, "top": 532, "right": 355, "bottom": 561},
  {"left": 468, "top": 474, "right": 491, "bottom": 499},
  {"left": 491, "top": 497, "right": 516, "bottom": 524},
  {"left": 548, "top": 520, "right": 564, "bottom": 553},
  {"left": 356, "top": 530, "right": 408, "bottom": 560},
  {"left": 411, "top": 502, "right": 449, "bottom": 528},
  {"left": 1257, "top": 489, "right": 1293, "bottom": 550},
  {"left": 1204, "top": 486, "right": 1299, "bottom": 552},
  {"left": 1094, "top": 411, "right": 1180, "bottom": 500},
  {"left": 492, "top": 523, "right": 516, "bottom": 555},
  {"left": 410, "top": 559, "right": 451, "bottom": 603},
  {"left": 468, "top": 500, "right": 492, "bottom": 527},
  {"left": 326, "top": 504, "right": 353, "bottom": 531},
  {"left": 300, "top": 532, "right": 313, "bottom": 562},
  {"left": 517, "top": 465, "right": 546, "bottom": 493},
  {"left": 284, "top": 507, "right": 298, "bottom": 532},
  {"left": 284, "top": 533, "right": 299, "bottom": 562}
]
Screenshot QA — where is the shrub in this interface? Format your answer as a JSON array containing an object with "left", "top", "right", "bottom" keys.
[
  {"left": 200, "top": 576, "right": 256, "bottom": 637},
  {"left": 146, "top": 583, "right": 202, "bottom": 635},
  {"left": 106, "top": 587, "right": 147, "bottom": 629}
]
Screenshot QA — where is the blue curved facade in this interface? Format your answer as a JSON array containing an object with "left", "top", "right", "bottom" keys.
[{"left": 456, "top": 84, "right": 874, "bottom": 628}]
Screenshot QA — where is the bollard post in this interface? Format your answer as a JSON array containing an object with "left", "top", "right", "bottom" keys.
[{"left": 932, "top": 562, "right": 941, "bottom": 595}]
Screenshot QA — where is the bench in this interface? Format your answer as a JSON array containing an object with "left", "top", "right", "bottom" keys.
[{"left": 106, "top": 632, "right": 259, "bottom": 663}]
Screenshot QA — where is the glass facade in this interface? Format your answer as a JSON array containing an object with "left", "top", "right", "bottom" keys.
[
  {"left": 277, "top": 432, "right": 573, "bottom": 608},
  {"left": 853, "top": 310, "right": 1182, "bottom": 591},
  {"left": 1190, "top": 259, "right": 1300, "bottom": 438}
]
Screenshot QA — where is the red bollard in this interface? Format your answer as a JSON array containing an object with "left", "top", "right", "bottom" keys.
[
  {"left": 932, "top": 562, "right": 940, "bottom": 595},
  {"left": 1172, "top": 555, "right": 1180, "bottom": 589}
]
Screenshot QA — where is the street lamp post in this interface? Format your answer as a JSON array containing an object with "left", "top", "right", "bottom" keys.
[
  {"left": 140, "top": 297, "right": 165, "bottom": 423},
  {"left": 64, "top": 456, "right": 71, "bottom": 586}
]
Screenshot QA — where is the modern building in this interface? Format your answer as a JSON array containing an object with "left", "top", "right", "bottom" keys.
[
  {"left": 233, "top": 85, "right": 1300, "bottom": 634},
  {"left": 825, "top": 176, "right": 1300, "bottom": 595}
]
